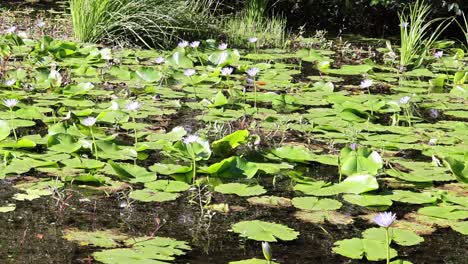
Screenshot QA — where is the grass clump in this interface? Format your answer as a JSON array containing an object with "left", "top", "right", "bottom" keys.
[
  {"left": 69, "top": 0, "right": 220, "bottom": 48},
  {"left": 224, "top": 0, "right": 287, "bottom": 48},
  {"left": 398, "top": 0, "right": 453, "bottom": 69}
]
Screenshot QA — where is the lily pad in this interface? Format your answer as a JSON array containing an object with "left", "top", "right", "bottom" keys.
[
  {"left": 215, "top": 183, "right": 266, "bottom": 197},
  {"left": 231, "top": 220, "right": 299, "bottom": 242}
]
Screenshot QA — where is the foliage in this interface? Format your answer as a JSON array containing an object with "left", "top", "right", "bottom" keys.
[
  {"left": 224, "top": 0, "right": 287, "bottom": 48},
  {"left": 398, "top": 0, "right": 453, "bottom": 68},
  {"left": 69, "top": 0, "right": 221, "bottom": 48}
]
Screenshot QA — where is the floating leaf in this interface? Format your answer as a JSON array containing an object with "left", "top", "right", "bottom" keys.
[
  {"left": 129, "top": 189, "right": 179, "bottom": 202},
  {"left": 215, "top": 183, "right": 266, "bottom": 197},
  {"left": 332, "top": 238, "right": 397, "bottom": 261},
  {"left": 294, "top": 210, "right": 354, "bottom": 225},
  {"left": 93, "top": 236, "right": 191, "bottom": 264},
  {"left": 363, "top": 228, "right": 424, "bottom": 246},
  {"left": 292, "top": 197, "right": 342, "bottom": 211},
  {"left": 63, "top": 229, "right": 129, "bottom": 248},
  {"left": 231, "top": 220, "right": 299, "bottom": 242},
  {"left": 229, "top": 258, "right": 278, "bottom": 264}
]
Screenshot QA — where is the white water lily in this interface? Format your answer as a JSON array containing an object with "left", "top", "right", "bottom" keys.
[
  {"left": 221, "top": 67, "right": 233, "bottom": 76},
  {"left": 400, "top": 21, "right": 409, "bottom": 28},
  {"left": 190, "top": 41, "right": 200, "bottom": 48},
  {"left": 126, "top": 101, "right": 141, "bottom": 111},
  {"left": 399, "top": 96, "right": 411, "bottom": 105},
  {"left": 82, "top": 117, "right": 96, "bottom": 127},
  {"left": 4, "top": 99, "right": 18, "bottom": 108},
  {"left": 178, "top": 40, "right": 189, "bottom": 48},
  {"left": 218, "top": 43, "right": 228, "bottom": 50},
  {"left": 155, "top": 56, "right": 165, "bottom": 64},
  {"left": 184, "top": 69, "right": 196, "bottom": 77},
  {"left": 5, "top": 79, "right": 16, "bottom": 86},
  {"left": 373, "top": 212, "right": 396, "bottom": 228},
  {"left": 433, "top": 50, "right": 443, "bottom": 59},
  {"left": 360, "top": 79, "right": 373, "bottom": 89},
  {"left": 183, "top": 135, "right": 200, "bottom": 144},
  {"left": 246, "top": 67, "right": 260, "bottom": 77}
]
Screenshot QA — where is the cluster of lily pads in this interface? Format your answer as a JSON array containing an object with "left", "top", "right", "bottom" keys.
[{"left": 0, "top": 29, "right": 466, "bottom": 263}]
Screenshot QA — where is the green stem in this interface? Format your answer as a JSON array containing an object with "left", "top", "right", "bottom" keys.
[
  {"left": 132, "top": 115, "right": 138, "bottom": 165},
  {"left": 90, "top": 127, "right": 98, "bottom": 160},
  {"left": 367, "top": 88, "right": 374, "bottom": 116},
  {"left": 192, "top": 159, "right": 197, "bottom": 184},
  {"left": 405, "top": 106, "right": 412, "bottom": 126},
  {"left": 9, "top": 108, "right": 17, "bottom": 142},
  {"left": 385, "top": 228, "right": 390, "bottom": 264},
  {"left": 195, "top": 49, "right": 204, "bottom": 66},
  {"left": 253, "top": 77, "right": 257, "bottom": 112}
]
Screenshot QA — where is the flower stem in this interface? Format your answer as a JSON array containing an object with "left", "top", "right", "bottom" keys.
[
  {"left": 385, "top": 228, "right": 390, "bottom": 264},
  {"left": 90, "top": 127, "right": 98, "bottom": 160},
  {"left": 192, "top": 159, "right": 197, "bottom": 184},
  {"left": 253, "top": 77, "right": 257, "bottom": 112},
  {"left": 9, "top": 108, "right": 17, "bottom": 142},
  {"left": 132, "top": 115, "right": 138, "bottom": 165}
]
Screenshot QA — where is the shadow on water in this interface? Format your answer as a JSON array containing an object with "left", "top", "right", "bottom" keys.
[{"left": 1, "top": 172, "right": 467, "bottom": 264}]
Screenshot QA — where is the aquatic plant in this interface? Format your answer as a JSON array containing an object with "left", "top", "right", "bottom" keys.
[
  {"left": 456, "top": 11, "right": 468, "bottom": 51},
  {"left": 82, "top": 116, "right": 98, "bottom": 159},
  {"left": 373, "top": 212, "right": 397, "bottom": 264},
  {"left": 247, "top": 67, "right": 260, "bottom": 110},
  {"left": 262, "top": 241, "right": 273, "bottom": 263},
  {"left": 4, "top": 99, "right": 17, "bottom": 141},
  {"left": 224, "top": 0, "right": 287, "bottom": 48},
  {"left": 398, "top": 0, "right": 453, "bottom": 68},
  {"left": 69, "top": 0, "right": 221, "bottom": 48}
]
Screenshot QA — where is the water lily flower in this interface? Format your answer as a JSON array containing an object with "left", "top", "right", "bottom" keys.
[
  {"left": 183, "top": 135, "right": 200, "bottom": 144},
  {"left": 400, "top": 21, "right": 409, "bottom": 28},
  {"left": 433, "top": 50, "right": 443, "bottom": 59},
  {"left": 178, "top": 40, "right": 189, "bottom": 48},
  {"left": 428, "top": 138, "right": 438, "bottom": 145},
  {"left": 184, "top": 69, "right": 196, "bottom": 77},
  {"left": 110, "top": 101, "right": 119, "bottom": 111},
  {"left": 248, "top": 37, "right": 258, "bottom": 43},
  {"left": 350, "top": 142, "right": 358, "bottom": 151},
  {"left": 155, "top": 56, "right": 165, "bottom": 64},
  {"left": 246, "top": 67, "right": 260, "bottom": 77},
  {"left": 221, "top": 67, "right": 233, "bottom": 76},
  {"left": 126, "top": 101, "right": 141, "bottom": 111},
  {"left": 399, "top": 96, "right": 411, "bottom": 105},
  {"left": 262, "top": 242, "right": 272, "bottom": 261},
  {"left": 5, "top": 79, "right": 16, "bottom": 86},
  {"left": 428, "top": 108, "right": 439, "bottom": 119},
  {"left": 218, "top": 43, "right": 228, "bottom": 50},
  {"left": 190, "top": 41, "right": 200, "bottom": 48},
  {"left": 82, "top": 117, "right": 96, "bottom": 127},
  {"left": 5, "top": 26, "right": 16, "bottom": 34},
  {"left": 360, "top": 79, "right": 373, "bottom": 89},
  {"left": 373, "top": 212, "right": 396, "bottom": 228},
  {"left": 36, "top": 20, "right": 45, "bottom": 28},
  {"left": 4, "top": 99, "right": 18, "bottom": 108}
]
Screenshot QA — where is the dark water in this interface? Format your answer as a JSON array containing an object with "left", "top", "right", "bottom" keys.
[{"left": 1, "top": 172, "right": 467, "bottom": 264}]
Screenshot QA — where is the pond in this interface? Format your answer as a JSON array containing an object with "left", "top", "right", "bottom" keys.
[{"left": 0, "top": 26, "right": 467, "bottom": 264}]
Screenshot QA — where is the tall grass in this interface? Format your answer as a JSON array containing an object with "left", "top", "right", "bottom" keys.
[
  {"left": 456, "top": 11, "right": 468, "bottom": 51},
  {"left": 224, "top": 0, "right": 287, "bottom": 48},
  {"left": 398, "top": 0, "right": 453, "bottom": 68},
  {"left": 69, "top": 0, "right": 220, "bottom": 48}
]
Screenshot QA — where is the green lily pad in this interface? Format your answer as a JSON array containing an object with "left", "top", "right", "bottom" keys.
[
  {"left": 231, "top": 220, "right": 299, "bottom": 242},
  {"left": 129, "top": 189, "right": 179, "bottom": 202},
  {"left": 333, "top": 238, "right": 398, "bottom": 261},
  {"left": 63, "top": 228, "right": 129, "bottom": 248},
  {"left": 292, "top": 197, "right": 342, "bottom": 211},
  {"left": 215, "top": 183, "right": 266, "bottom": 197},
  {"left": 363, "top": 228, "right": 424, "bottom": 246},
  {"left": 0, "top": 204, "right": 16, "bottom": 213}
]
